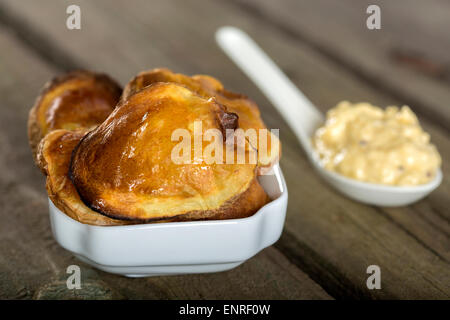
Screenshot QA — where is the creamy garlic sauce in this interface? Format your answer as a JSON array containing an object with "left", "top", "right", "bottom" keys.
[{"left": 312, "top": 101, "right": 441, "bottom": 186}]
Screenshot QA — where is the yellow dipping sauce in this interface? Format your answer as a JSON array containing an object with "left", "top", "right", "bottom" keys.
[{"left": 312, "top": 101, "right": 441, "bottom": 186}]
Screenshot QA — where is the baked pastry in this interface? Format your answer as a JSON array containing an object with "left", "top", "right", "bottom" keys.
[
  {"left": 28, "top": 70, "right": 122, "bottom": 160},
  {"left": 70, "top": 82, "right": 269, "bottom": 222},
  {"left": 37, "top": 129, "right": 131, "bottom": 225},
  {"left": 121, "top": 68, "right": 280, "bottom": 172},
  {"left": 31, "top": 69, "right": 279, "bottom": 225}
]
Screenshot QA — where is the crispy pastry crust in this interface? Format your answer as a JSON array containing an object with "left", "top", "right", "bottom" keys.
[
  {"left": 38, "top": 128, "right": 267, "bottom": 225},
  {"left": 37, "top": 129, "right": 133, "bottom": 226},
  {"left": 28, "top": 70, "right": 122, "bottom": 162},
  {"left": 121, "top": 68, "right": 280, "bottom": 172},
  {"left": 31, "top": 69, "right": 278, "bottom": 225},
  {"left": 70, "top": 82, "right": 269, "bottom": 222}
]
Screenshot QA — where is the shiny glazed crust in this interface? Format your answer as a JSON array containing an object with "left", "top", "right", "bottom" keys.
[
  {"left": 30, "top": 69, "right": 279, "bottom": 225},
  {"left": 70, "top": 82, "right": 269, "bottom": 222},
  {"left": 122, "top": 68, "right": 280, "bottom": 171},
  {"left": 28, "top": 70, "right": 122, "bottom": 161},
  {"left": 37, "top": 129, "right": 132, "bottom": 226}
]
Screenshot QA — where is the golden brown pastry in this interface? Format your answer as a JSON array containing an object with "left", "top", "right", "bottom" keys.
[
  {"left": 31, "top": 69, "right": 279, "bottom": 225},
  {"left": 28, "top": 70, "right": 122, "bottom": 160},
  {"left": 69, "top": 82, "right": 269, "bottom": 222},
  {"left": 121, "top": 68, "right": 280, "bottom": 172},
  {"left": 37, "top": 129, "right": 131, "bottom": 225}
]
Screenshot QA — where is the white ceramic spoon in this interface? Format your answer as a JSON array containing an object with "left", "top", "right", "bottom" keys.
[{"left": 215, "top": 26, "right": 442, "bottom": 206}]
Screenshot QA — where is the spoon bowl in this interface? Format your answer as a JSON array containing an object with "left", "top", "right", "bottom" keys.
[
  {"left": 216, "top": 26, "right": 442, "bottom": 206},
  {"left": 311, "top": 153, "right": 443, "bottom": 206}
]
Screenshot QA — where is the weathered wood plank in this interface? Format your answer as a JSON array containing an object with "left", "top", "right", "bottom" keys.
[
  {"left": 0, "top": 25, "right": 331, "bottom": 300},
  {"left": 0, "top": 0, "right": 448, "bottom": 299},
  {"left": 229, "top": 0, "right": 450, "bottom": 130}
]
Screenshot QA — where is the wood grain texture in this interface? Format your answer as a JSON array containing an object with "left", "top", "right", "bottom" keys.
[
  {"left": 0, "top": 24, "right": 330, "bottom": 300},
  {"left": 0, "top": 0, "right": 448, "bottom": 299},
  {"left": 230, "top": 0, "right": 450, "bottom": 130}
]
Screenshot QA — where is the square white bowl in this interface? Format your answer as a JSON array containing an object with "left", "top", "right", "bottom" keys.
[{"left": 48, "top": 164, "right": 288, "bottom": 277}]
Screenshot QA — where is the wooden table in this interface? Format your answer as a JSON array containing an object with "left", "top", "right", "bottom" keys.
[{"left": 0, "top": 0, "right": 448, "bottom": 299}]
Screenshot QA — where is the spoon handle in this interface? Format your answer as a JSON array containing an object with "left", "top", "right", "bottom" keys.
[{"left": 215, "top": 26, "right": 323, "bottom": 153}]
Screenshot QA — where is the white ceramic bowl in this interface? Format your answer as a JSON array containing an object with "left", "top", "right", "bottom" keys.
[{"left": 48, "top": 164, "right": 287, "bottom": 277}]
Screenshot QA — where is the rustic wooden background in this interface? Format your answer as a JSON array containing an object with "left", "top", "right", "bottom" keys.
[{"left": 0, "top": 0, "right": 448, "bottom": 299}]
